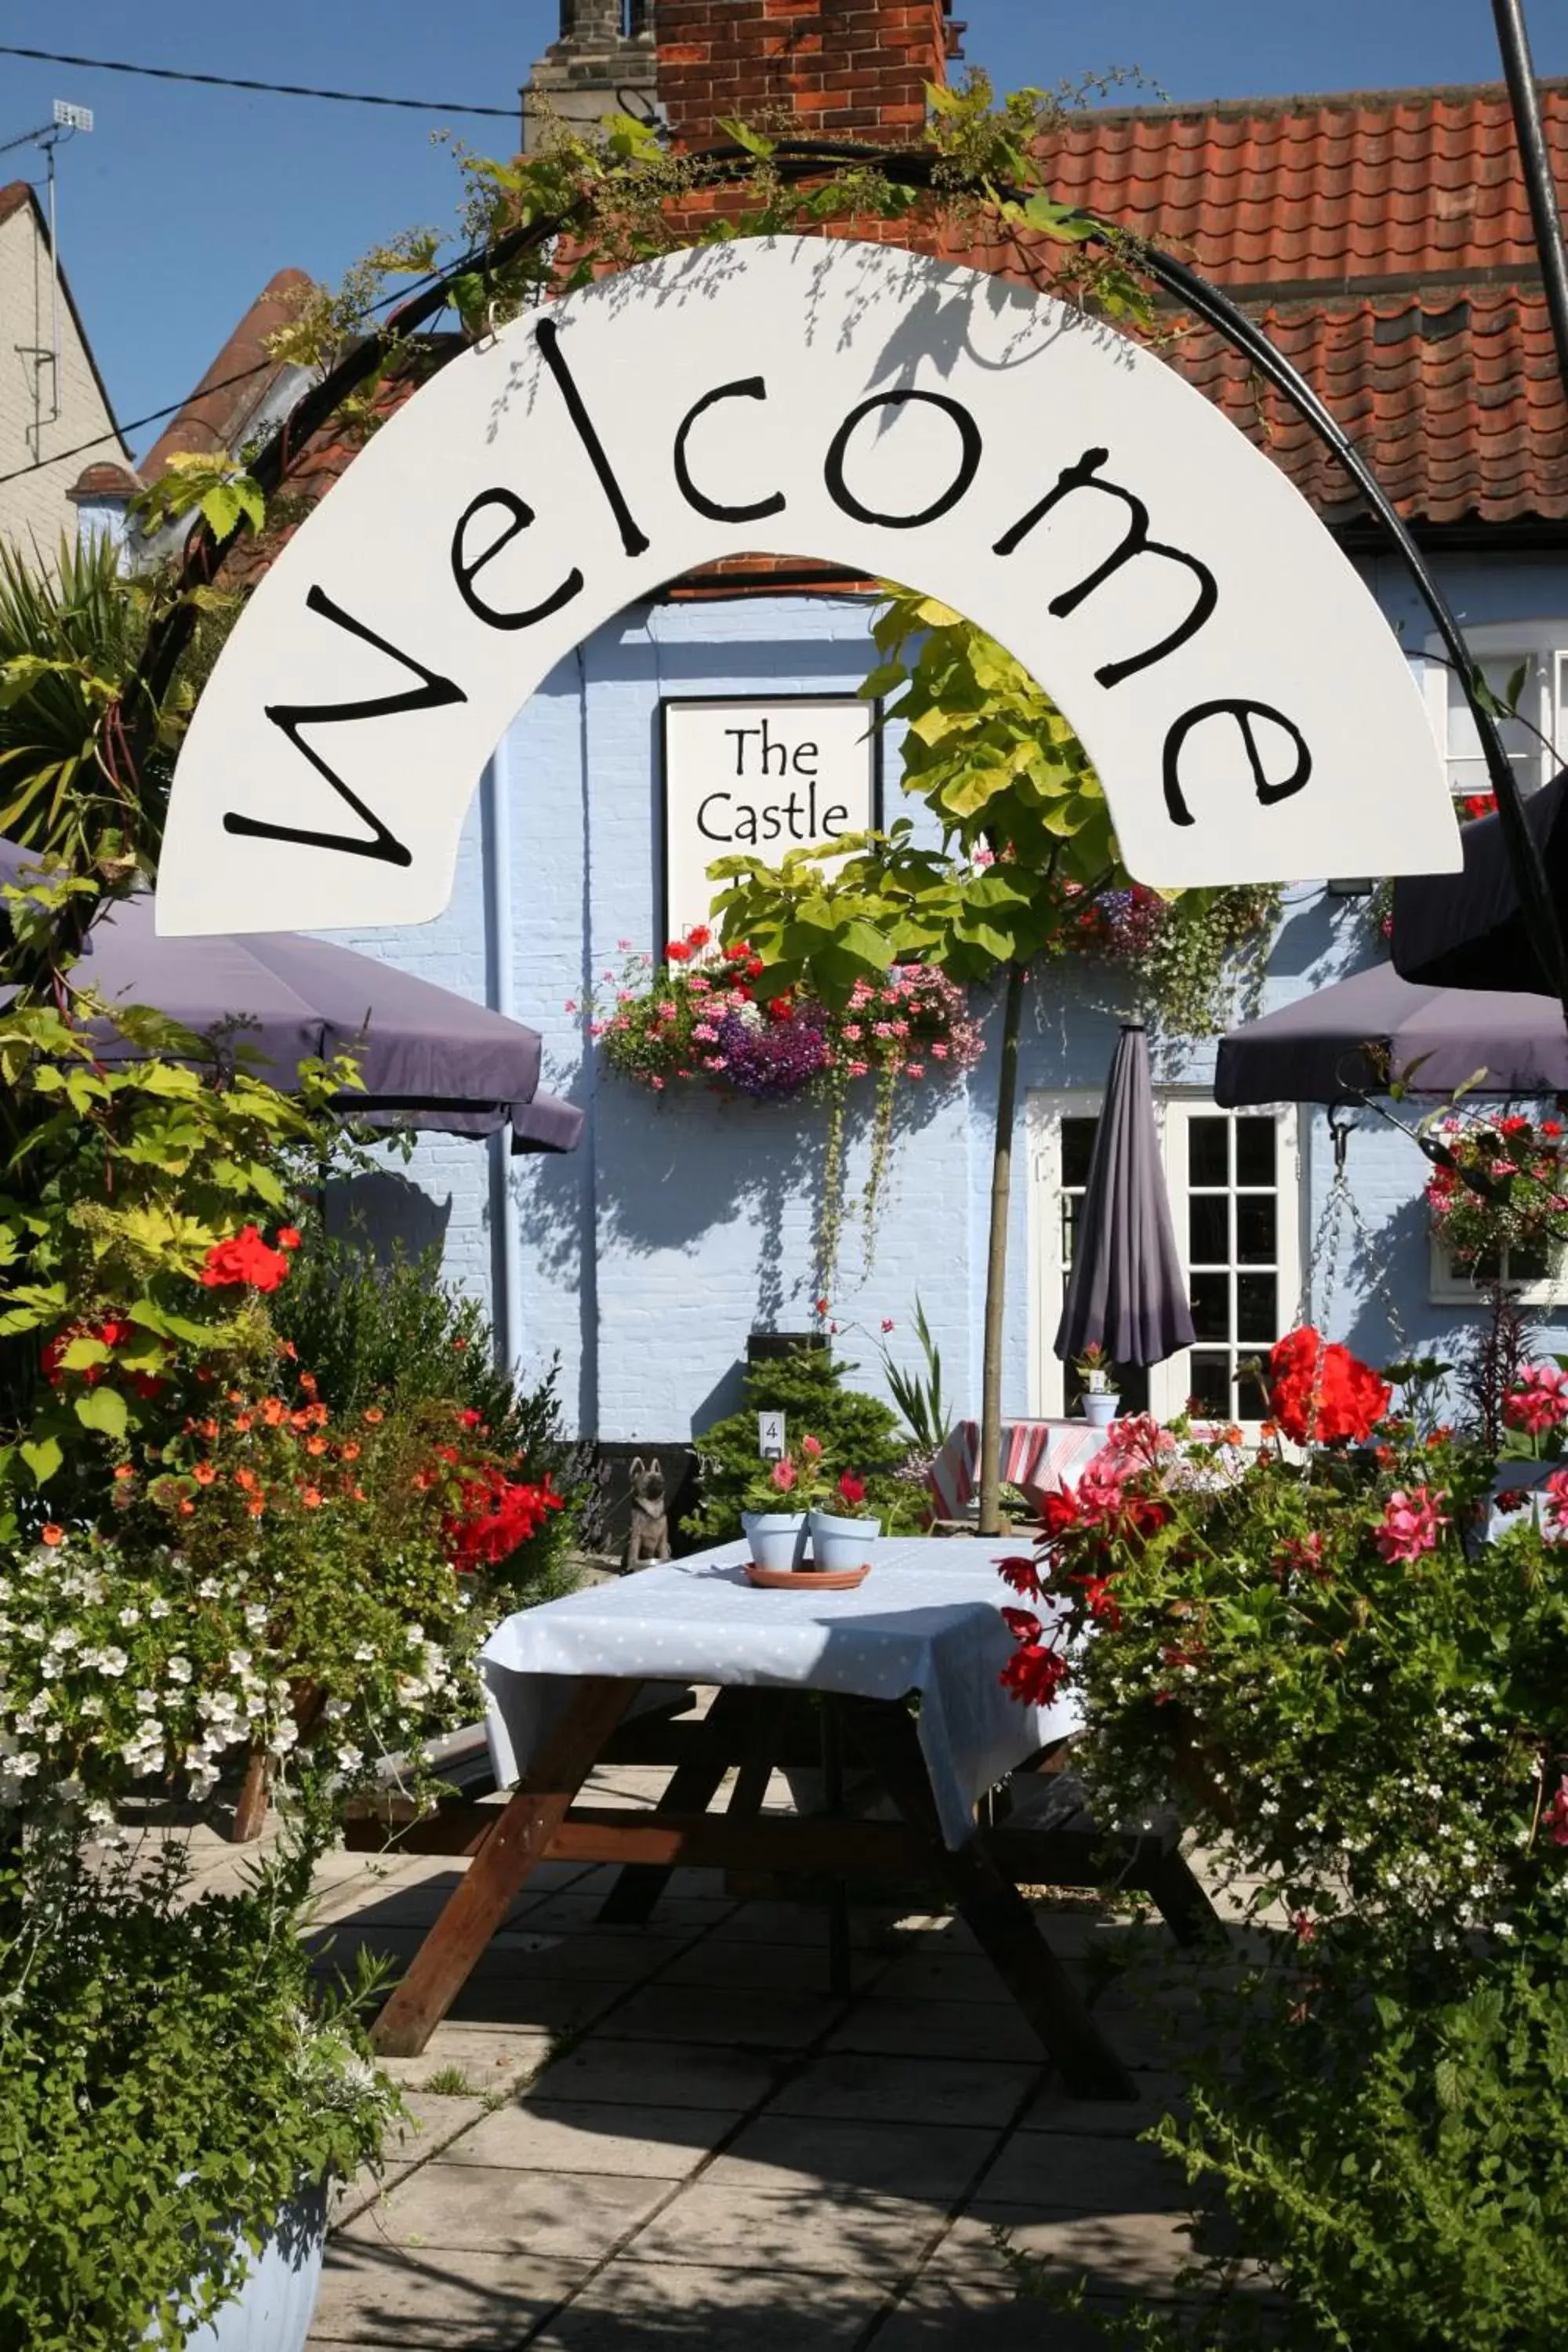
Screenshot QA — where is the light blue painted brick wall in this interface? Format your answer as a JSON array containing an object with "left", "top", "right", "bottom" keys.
[{"left": 343, "top": 554, "right": 1568, "bottom": 1439}]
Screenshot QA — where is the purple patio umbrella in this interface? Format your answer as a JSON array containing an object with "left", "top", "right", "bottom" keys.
[
  {"left": 1214, "top": 961, "right": 1568, "bottom": 1105},
  {"left": 1391, "top": 769, "right": 1568, "bottom": 997},
  {"left": 1054, "top": 1022, "right": 1196, "bottom": 1373},
  {"left": 0, "top": 848, "right": 580, "bottom": 1153}
]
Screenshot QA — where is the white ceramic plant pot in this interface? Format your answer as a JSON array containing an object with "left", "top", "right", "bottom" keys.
[
  {"left": 742, "top": 1511, "right": 809, "bottom": 1571},
  {"left": 807, "top": 1509, "right": 881, "bottom": 1571},
  {"left": 144, "top": 2185, "right": 325, "bottom": 2352},
  {"left": 1081, "top": 1391, "right": 1120, "bottom": 1429}
]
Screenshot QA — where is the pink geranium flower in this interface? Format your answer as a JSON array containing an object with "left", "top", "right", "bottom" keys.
[
  {"left": 1504, "top": 1364, "right": 1568, "bottom": 1436},
  {"left": 801, "top": 1435, "right": 823, "bottom": 1459},
  {"left": 1545, "top": 1774, "right": 1568, "bottom": 1847},
  {"left": 1374, "top": 1485, "right": 1448, "bottom": 1564},
  {"left": 770, "top": 1458, "right": 797, "bottom": 1494}
]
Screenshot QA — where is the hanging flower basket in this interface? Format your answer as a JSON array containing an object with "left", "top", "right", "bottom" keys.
[
  {"left": 1427, "top": 1110, "right": 1568, "bottom": 1274},
  {"left": 585, "top": 928, "right": 982, "bottom": 1101}
]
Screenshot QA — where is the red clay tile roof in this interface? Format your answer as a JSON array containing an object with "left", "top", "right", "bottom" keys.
[
  {"left": 1034, "top": 82, "right": 1568, "bottom": 528},
  {"left": 140, "top": 268, "right": 313, "bottom": 478},
  {"left": 1040, "top": 81, "right": 1568, "bottom": 294},
  {"left": 1171, "top": 292, "right": 1568, "bottom": 527}
]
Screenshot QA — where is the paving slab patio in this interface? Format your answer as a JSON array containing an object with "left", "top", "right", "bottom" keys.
[{"left": 137, "top": 1768, "right": 1242, "bottom": 2350}]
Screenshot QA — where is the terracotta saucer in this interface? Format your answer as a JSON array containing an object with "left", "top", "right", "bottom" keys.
[{"left": 743, "top": 1561, "right": 870, "bottom": 1591}]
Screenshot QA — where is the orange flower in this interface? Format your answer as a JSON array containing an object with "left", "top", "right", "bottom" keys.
[
  {"left": 193, "top": 1463, "right": 216, "bottom": 1486},
  {"left": 234, "top": 1467, "right": 257, "bottom": 1492},
  {"left": 363, "top": 1406, "right": 385, "bottom": 1425},
  {"left": 278, "top": 1226, "right": 302, "bottom": 1250},
  {"left": 246, "top": 1495, "right": 265, "bottom": 1518},
  {"left": 309, "top": 1402, "right": 328, "bottom": 1427},
  {"left": 179, "top": 1499, "right": 195, "bottom": 1517},
  {"left": 40, "top": 1523, "right": 64, "bottom": 1546},
  {"left": 290, "top": 1409, "right": 312, "bottom": 1432},
  {"left": 261, "top": 1398, "right": 285, "bottom": 1428},
  {"left": 301, "top": 1486, "right": 323, "bottom": 1509},
  {"left": 305, "top": 1435, "right": 326, "bottom": 1457},
  {"left": 340, "top": 1440, "right": 361, "bottom": 1462},
  {"left": 234, "top": 1412, "right": 253, "bottom": 1433},
  {"left": 299, "top": 1371, "right": 318, "bottom": 1398},
  {"left": 112, "top": 1465, "right": 136, "bottom": 1483},
  {"left": 197, "top": 1418, "right": 219, "bottom": 1441}
]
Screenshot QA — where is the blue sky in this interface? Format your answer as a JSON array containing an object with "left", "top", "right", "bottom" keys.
[{"left": 4, "top": 0, "right": 1566, "bottom": 470}]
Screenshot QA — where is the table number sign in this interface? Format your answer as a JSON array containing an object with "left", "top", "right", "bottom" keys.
[{"left": 757, "top": 1410, "right": 787, "bottom": 1463}]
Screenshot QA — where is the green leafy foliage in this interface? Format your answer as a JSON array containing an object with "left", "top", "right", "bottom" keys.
[
  {"left": 269, "top": 1224, "right": 583, "bottom": 1606},
  {"left": 1011, "top": 1375, "right": 1568, "bottom": 2350},
  {"left": 0, "top": 534, "right": 191, "bottom": 876},
  {"left": 0, "top": 1824, "right": 397, "bottom": 2352},
  {"left": 684, "top": 1345, "right": 924, "bottom": 1545}
]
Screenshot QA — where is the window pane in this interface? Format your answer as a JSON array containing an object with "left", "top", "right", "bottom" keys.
[
  {"left": 1236, "top": 1193, "right": 1277, "bottom": 1264},
  {"left": 1236, "top": 1358, "right": 1271, "bottom": 1420},
  {"left": 1188, "top": 1352, "right": 1232, "bottom": 1414},
  {"left": 1236, "top": 1117, "right": 1276, "bottom": 1187},
  {"left": 1236, "top": 1272, "right": 1278, "bottom": 1343},
  {"left": 1507, "top": 1241, "right": 1551, "bottom": 1283},
  {"left": 1446, "top": 659, "right": 1536, "bottom": 793},
  {"left": 1062, "top": 1196, "right": 1083, "bottom": 1269},
  {"left": 1189, "top": 1194, "right": 1229, "bottom": 1264},
  {"left": 1190, "top": 1272, "right": 1230, "bottom": 1341},
  {"left": 1062, "top": 1116, "right": 1098, "bottom": 1190},
  {"left": 1188, "top": 1117, "right": 1229, "bottom": 1186}
]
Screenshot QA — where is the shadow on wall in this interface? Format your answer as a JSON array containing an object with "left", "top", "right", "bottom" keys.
[
  {"left": 323, "top": 1169, "right": 452, "bottom": 1263},
  {"left": 514, "top": 1067, "right": 957, "bottom": 1338}
]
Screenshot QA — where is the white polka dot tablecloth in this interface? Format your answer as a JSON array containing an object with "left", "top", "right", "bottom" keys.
[{"left": 478, "top": 1537, "right": 1076, "bottom": 1851}]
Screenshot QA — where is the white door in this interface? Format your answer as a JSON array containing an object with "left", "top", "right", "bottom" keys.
[{"left": 1029, "top": 1091, "right": 1301, "bottom": 1428}]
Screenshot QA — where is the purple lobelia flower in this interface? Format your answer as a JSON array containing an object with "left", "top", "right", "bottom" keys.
[{"left": 715, "top": 1007, "right": 831, "bottom": 1096}]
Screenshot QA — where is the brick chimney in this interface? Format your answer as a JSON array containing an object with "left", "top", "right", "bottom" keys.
[{"left": 655, "top": 0, "right": 960, "bottom": 152}]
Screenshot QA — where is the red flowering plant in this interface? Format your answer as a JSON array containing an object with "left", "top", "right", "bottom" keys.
[
  {"left": 1425, "top": 1108, "right": 1568, "bottom": 1275},
  {"left": 987, "top": 1345, "right": 1568, "bottom": 1958},
  {"left": 0, "top": 987, "right": 361, "bottom": 1529},
  {"left": 0, "top": 1364, "right": 567, "bottom": 1822}
]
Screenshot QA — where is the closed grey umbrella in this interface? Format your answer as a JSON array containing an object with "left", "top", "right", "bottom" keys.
[{"left": 1054, "top": 1022, "right": 1196, "bottom": 1371}]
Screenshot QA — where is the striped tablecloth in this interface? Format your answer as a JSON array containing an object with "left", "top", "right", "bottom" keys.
[{"left": 927, "top": 1418, "right": 1109, "bottom": 1519}]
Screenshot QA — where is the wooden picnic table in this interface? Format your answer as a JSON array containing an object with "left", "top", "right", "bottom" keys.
[{"left": 355, "top": 1539, "right": 1219, "bottom": 2099}]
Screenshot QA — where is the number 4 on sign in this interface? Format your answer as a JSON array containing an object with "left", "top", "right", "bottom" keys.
[{"left": 757, "top": 1411, "right": 786, "bottom": 1462}]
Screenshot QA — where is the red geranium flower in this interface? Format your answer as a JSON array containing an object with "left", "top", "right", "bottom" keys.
[
  {"left": 200, "top": 1225, "right": 292, "bottom": 1293},
  {"left": 686, "top": 924, "right": 712, "bottom": 949},
  {"left": 665, "top": 940, "right": 691, "bottom": 963}
]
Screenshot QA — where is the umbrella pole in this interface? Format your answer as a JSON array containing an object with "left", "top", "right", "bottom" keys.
[{"left": 978, "top": 961, "right": 1025, "bottom": 1537}]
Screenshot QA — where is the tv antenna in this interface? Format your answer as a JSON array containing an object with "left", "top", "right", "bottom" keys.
[{"left": 3, "top": 98, "right": 95, "bottom": 456}]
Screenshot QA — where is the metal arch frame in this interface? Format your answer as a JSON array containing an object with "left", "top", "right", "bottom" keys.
[{"left": 126, "top": 139, "right": 1568, "bottom": 1022}]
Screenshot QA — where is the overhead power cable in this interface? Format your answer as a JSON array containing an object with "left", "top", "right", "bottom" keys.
[{"left": 0, "top": 44, "right": 517, "bottom": 118}]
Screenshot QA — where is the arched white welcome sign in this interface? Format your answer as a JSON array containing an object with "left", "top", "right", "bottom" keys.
[{"left": 155, "top": 236, "right": 1458, "bottom": 936}]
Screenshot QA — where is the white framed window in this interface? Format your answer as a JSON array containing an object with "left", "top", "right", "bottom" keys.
[
  {"left": 1424, "top": 622, "right": 1566, "bottom": 801},
  {"left": 1430, "top": 1233, "right": 1568, "bottom": 1308},
  {"left": 1028, "top": 1091, "right": 1301, "bottom": 1427}
]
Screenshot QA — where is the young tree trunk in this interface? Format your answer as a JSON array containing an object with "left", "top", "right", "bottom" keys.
[{"left": 978, "top": 961, "right": 1026, "bottom": 1536}]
